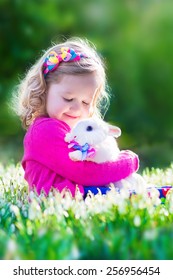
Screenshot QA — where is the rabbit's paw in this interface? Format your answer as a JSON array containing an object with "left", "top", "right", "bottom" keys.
[
  {"left": 64, "top": 133, "right": 72, "bottom": 143},
  {"left": 69, "top": 150, "right": 83, "bottom": 161}
]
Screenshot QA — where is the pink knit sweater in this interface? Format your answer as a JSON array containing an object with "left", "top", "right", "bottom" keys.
[{"left": 22, "top": 117, "right": 139, "bottom": 196}]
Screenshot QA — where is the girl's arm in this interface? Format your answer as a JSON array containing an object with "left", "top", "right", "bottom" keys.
[{"left": 23, "top": 118, "right": 139, "bottom": 186}]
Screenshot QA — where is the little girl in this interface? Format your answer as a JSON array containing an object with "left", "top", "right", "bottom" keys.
[{"left": 14, "top": 37, "right": 139, "bottom": 197}]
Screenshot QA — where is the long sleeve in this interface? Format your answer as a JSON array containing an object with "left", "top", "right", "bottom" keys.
[{"left": 22, "top": 117, "right": 139, "bottom": 186}]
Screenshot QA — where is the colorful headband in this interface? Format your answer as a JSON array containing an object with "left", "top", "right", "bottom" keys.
[{"left": 43, "top": 47, "right": 87, "bottom": 76}]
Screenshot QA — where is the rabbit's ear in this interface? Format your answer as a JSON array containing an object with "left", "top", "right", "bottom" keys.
[{"left": 108, "top": 125, "right": 121, "bottom": 138}]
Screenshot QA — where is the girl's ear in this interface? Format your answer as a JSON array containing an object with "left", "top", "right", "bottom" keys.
[{"left": 108, "top": 125, "right": 121, "bottom": 138}]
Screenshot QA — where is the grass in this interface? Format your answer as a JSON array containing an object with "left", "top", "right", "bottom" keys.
[{"left": 0, "top": 162, "right": 173, "bottom": 260}]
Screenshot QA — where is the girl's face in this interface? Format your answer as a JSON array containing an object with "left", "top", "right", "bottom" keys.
[{"left": 46, "top": 73, "right": 100, "bottom": 128}]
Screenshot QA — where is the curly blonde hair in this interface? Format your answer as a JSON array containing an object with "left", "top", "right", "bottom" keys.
[{"left": 13, "top": 37, "right": 110, "bottom": 130}]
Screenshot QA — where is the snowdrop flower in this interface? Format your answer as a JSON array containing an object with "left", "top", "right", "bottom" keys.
[
  {"left": 10, "top": 205, "right": 20, "bottom": 216},
  {"left": 0, "top": 208, "right": 5, "bottom": 216},
  {"left": 28, "top": 200, "right": 42, "bottom": 220},
  {"left": 134, "top": 215, "right": 141, "bottom": 227},
  {"left": 148, "top": 187, "right": 161, "bottom": 206},
  {"left": 143, "top": 229, "right": 158, "bottom": 240},
  {"left": 62, "top": 192, "right": 74, "bottom": 211},
  {"left": 4, "top": 239, "right": 18, "bottom": 259},
  {"left": 73, "top": 201, "right": 87, "bottom": 219},
  {"left": 10, "top": 224, "right": 16, "bottom": 233}
]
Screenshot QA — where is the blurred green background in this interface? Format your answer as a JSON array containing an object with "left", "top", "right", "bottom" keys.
[{"left": 0, "top": 0, "right": 173, "bottom": 170}]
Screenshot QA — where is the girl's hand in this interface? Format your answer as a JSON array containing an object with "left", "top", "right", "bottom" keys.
[{"left": 119, "top": 150, "right": 139, "bottom": 173}]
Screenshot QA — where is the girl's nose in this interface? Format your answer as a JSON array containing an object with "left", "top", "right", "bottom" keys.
[{"left": 70, "top": 101, "right": 81, "bottom": 112}]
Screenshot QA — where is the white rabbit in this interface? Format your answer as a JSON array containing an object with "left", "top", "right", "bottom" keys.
[
  {"left": 65, "top": 118, "right": 121, "bottom": 163},
  {"left": 65, "top": 118, "right": 146, "bottom": 191}
]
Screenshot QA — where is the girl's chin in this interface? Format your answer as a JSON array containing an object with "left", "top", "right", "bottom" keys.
[{"left": 63, "top": 118, "right": 80, "bottom": 128}]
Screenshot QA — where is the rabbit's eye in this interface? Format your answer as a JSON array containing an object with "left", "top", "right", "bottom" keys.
[{"left": 86, "top": 126, "right": 93, "bottom": 131}]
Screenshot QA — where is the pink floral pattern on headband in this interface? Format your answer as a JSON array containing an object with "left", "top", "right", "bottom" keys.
[{"left": 43, "top": 47, "right": 87, "bottom": 76}]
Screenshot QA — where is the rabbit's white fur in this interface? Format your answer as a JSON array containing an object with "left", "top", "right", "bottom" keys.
[
  {"left": 65, "top": 118, "right": 121, "bottom": 163},
  {"left": 65, "top": 118, "right": 146, "bottom": 191}
]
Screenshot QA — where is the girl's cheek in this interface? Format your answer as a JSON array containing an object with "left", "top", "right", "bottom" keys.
[
  {"left": 61, "top": 100, "right": 68, "bottom": 109},
  {"left": 83, "top": 106, "right": 89, "bottom": 115}
]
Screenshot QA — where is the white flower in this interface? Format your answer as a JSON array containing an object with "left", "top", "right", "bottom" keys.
[
  {"left": 7, "top": 239, "right": 17, "bottom": 253},
  {"left": 0, "top": 208, "right": 5, "bottom": 216},
  {"left": 10, "top": 224, "right": 16, "bottom": 233},
  {"left": 143, "top": 229, "right": 158, "bottom": 240},
  {"left": 10, "top": 205, "right": 20, "bottom": 216},
  {"left": 134, "top": 215, "right": 141, "bottom": 227}
]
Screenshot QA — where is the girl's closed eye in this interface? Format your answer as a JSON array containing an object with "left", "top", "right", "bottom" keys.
[
  {"left": 83, "top": 101, "right": 90, "bottom": 106},
  {"left": 63, "top": 97, "right": 73, "bottom": 102},
  {"left": 63, "top": 97, "right": 89, "bottom": 106}
]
